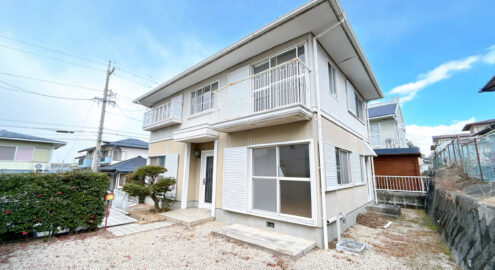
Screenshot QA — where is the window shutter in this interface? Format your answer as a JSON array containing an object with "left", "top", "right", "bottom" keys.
[
  {"left": 324, "top": 142, "right": 338, "bottom": 190},
  {"left": 163, "top": 154, "right": 178, "bottom": 179},
  {"left": 222, "top": 147, "right": 248, "bottom": 213},
  {"left": 351, "top": 153, "right": 362, "bottom": 184}
]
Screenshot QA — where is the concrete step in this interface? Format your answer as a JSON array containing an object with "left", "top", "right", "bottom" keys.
[
  {"left": 160, "top": 208, "right": 214, "bottom": 227},
  {"left": 212, "top": 224, "right": 315, "bottom": 259}
]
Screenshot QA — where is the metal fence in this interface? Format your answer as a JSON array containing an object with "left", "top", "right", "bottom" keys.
[
  {"left": 375, "top": 175, "right": 431, "bottom": 193},
  {"left": 433, "top": 130, "right": 495, "bottom": 181}
]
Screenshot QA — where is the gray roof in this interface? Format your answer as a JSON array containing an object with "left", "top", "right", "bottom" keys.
[
  {"left": 0, "top": 129, "right": 66, "bottom": 149},
  {"left": 432, "top": 133, "right": 470, "bottom": 140},
  {"left": 479, "top": 75, "right": 495, "bottom": 93},
  {"left": 79, "top": 138, "right": 149, "bottom": 153},
  {"left": 368, "top": 103, "right": 397, "bottom": 118},
  {"left": 99, "top": 156, "right": 147, "bottom": 173},
  {"left": 374, "top": 147, "right": 421, "bottom": 156},
  {"left": 462, "top": 118, "right": 495, "bottom": 131}
]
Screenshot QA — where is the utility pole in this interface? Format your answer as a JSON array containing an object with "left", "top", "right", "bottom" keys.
[{"left": 91, "top": 61, "right": 115, "bottom": 172}]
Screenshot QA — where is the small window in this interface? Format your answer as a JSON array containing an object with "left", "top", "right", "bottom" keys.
[
  {"left": 190, "top": 82, "right": 218, "bottom": 115},
  {"left": 370, "top": 123, "right": 381, "bottom": 146},
  {"left": 328, "top": 62, "right": 336, "bottom": 96},
  {"left": 335, "top": 148, "right": 351, "bottom": 185},
  {"left": 0, "top": 145, "right": 16, "bottom": 160},
  {"left": 150, "top": 155, "right": 166, "bottom": 167}
]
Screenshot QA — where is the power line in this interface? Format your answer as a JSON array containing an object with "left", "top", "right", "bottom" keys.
[
  {"left": 0, "top": 34, "right": 108, "bottom": 67},
  {"left": 0, "top": 31, "right": 160, "bottom": 85},
  {"left": 0, "top": 81, "right": 94, "bottom": 101},
  {"left": 0, "top": 118, "right": 148, "bottom": 137},
  {"left": 0, "top": 72, "right": 102, "bottom": 92},
  {"left": 0, "top": 44, "right": 106, "bottom": 73}
]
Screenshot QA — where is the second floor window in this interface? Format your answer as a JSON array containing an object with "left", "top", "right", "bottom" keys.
[
  {"left": 328, "top": 62, "right": 336, "bottom": 96},
  {"left": 370, "top": 123, "right": 381, "bottom": 146},
  {"left": 346, "top": 81, "right": 364, "bottom": 121},
  {"left": 190, "top": 82, "right": 218, "bottom": 115}
]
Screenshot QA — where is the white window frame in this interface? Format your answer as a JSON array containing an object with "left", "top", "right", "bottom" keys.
[
  {"left": 336, "top": 147, "right": 352, "bottom": 185},
  {"left": 149, "top": 155, "right": 166, "bottom": 167},
  {"left": 328, "top": 62, "right": 336, "bottom": 97},
  {"left": 190, "top": 81, "right": 218, "bottom": 115},
  {"left": 247, "top": 139, "right": 316, "bottom": 226},
  {"left": 370, "top": 122, "right": 382, "bottom": 147}
]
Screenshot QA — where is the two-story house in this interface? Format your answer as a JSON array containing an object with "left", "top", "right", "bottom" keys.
[
  {"left": 75, "top": 138, "right": 149, "bottom": 169},
  {"left": 0, "top": 129, "right": 66, "bottom": 173},
  {"left": 368, "top": 97, "right": 407, "bottom": 149},
  {"left": 134, "top": 0, "right": 382, "bottom": 249}
]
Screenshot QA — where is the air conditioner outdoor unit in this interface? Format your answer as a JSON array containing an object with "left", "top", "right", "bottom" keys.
[{"left": 34, "top": 163, "right": 45, "bottom": 172}]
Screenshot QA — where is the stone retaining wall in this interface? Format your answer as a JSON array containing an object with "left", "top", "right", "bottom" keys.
[{"left": 425, "top": 181, "right": 495, "bottom": 269}]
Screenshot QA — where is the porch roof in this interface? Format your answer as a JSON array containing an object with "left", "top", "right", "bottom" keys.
[
  {"left": 99, "top": 156, "right": 147, "bottom": 173},
  {"left": 134, "top": 0, "right": 383, "bottom": 107}
]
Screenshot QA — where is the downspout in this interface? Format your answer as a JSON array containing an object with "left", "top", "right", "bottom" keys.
[{"left": 313, "top": 18, "right": 344, "bottom": 250}]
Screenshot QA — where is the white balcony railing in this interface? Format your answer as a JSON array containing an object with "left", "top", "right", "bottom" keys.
[
  {"left": 375, "top": 175, "right": 431, "bottom": 193},
  {"left": 143, "top": 96, "right": 182, "bottom": 130},
  {"left": 213, "top": 58, "right": 310, "bottom": 123}
]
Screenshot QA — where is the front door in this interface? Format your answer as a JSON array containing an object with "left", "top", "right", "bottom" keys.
[{"left": 199, "top": 150, "right": 214, "bottom": 209}]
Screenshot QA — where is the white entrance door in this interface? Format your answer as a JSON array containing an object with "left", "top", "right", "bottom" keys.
[{"left": 198, "top": 150, "right": 214, "bottom": 209}]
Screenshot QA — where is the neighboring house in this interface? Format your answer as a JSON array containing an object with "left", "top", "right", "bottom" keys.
[
  {"left": 368, "top": 97, "right": 407, "bottom": 149},
  {"left": 134, "top": 0, "right": 382, "bottom": 249},
  {"left": 100, "top": 156, "right": 147, "bottom": 191},
  {"left": 75, "top": 138, "right": 148, "bottom": 169},
  {"left": 0, "top": 129, "right": 66, "bottom": 173},
  {"left": 462, "top": 119, "right": 495, "bottom": 136},
  {"left": 373, "top": 148, "right": 421, "bottom": 176},
  {"left": 50, "top": 162, "right": 78, "bottom": 172}
]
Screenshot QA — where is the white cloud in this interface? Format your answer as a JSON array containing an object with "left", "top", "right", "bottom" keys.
[
  {"left": 389, "top": 45, "right": 495, "bottom": 102},
  {"left": 405, "top": 118, "right": 474, "bottom": 156}
]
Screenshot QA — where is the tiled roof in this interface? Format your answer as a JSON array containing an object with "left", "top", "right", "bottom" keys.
[
  {"left": 0, "top": 129, "right": 66, "bottom": 148},
  {"left": 99, "top": 156, "right": 147, "bottom": 173},
  {"left": 79, "top": 138, "right": 148, "bottom": 152},
  {"left": 368, "top": 103, "right": 397, "bottom": 118}
]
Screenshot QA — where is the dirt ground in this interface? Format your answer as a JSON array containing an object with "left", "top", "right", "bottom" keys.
[
  {"left": 127, "top": 204, "right": 167, "bottom": 224},
  {"left": 0, "top": 209, "right": 456, "bottom": 270}
]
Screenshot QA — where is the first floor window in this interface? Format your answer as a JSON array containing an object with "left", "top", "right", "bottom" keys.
[
  {"left": 150, "top": 155, "right": 165, "bottom": 167},
  {"left": 336, "top": 148, "right": 351, "bottom": 185},
  {"left": 0, "top": 145, "right": 16, "bottom": 160},
  {"left": 15, "top": 147, "right": 34, "bottom": 161},
  {"left": 251, "top": 144, "right": 312, "bottom": 219}
]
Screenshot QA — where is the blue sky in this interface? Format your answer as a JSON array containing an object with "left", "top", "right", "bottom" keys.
[{"left": 0, "top": 0, "right": 494, "bottom": 159}]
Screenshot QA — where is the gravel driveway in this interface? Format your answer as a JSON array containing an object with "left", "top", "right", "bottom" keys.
[{"left": 0, "top": 209, "right": 456, "bottom": 269}]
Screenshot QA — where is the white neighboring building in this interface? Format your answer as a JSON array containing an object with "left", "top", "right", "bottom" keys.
[
  {"left": 75, "top": 138, "right": 149, "bottom": 169},
  {"left": 368, "top": 98, "right": 407, "bottom": 149}
]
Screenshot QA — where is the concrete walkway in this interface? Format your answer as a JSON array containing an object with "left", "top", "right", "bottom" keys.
[
  {"left": 107, "top": 221, "right": 173, "bottom": 237},
  {"left": 98, "top": 207, "right": 137, "bottom": 228},
  {"left": 212, "top": 224, "right": 315, "bottom": 259},
  {"left": 161, "top": 208, "right": 214, "bottom": 227}
]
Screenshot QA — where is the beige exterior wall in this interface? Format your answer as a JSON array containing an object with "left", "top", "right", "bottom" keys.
[
  {"left": 0, "top": 139, "right": 54, "bottom": 171},
  {"left": 320, "top": 116, "right": 373, "bottom": 219}
]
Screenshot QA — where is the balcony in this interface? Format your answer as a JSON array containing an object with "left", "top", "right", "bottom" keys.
[
  {"left": 143, "top": 96, "right": 182, "bottom": 131},
  {"left": 79, "top": 158, "right": 92, "bottom": 168},
  {"left": 211, "top": 58, "right": 312, "bottom": 132},
  {"left": 99, "top": 156, "right": 111, "bottom": 165}
]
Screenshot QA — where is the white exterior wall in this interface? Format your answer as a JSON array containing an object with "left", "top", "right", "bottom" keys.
[
  {"left": 119, "top": 147, "right": 148, "bottom": 162},
  {"left": 316, "top": 43, "right": 369, "bottom": 140}
]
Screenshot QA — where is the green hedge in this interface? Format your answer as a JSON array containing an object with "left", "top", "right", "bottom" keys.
[{"left": 0, "top": 172, "right": 108, "bottom": 239}]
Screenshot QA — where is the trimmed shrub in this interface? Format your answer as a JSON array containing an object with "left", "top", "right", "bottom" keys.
[
  {"left": 0, "top": 172, "right": 108, "bottom": 240},
  {"left": 123, "top": 183, "right": 149, "bottom": 203}
]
